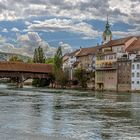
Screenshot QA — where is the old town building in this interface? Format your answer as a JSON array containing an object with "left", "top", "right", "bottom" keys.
[
  {"left": 95, "top": 17, "right": 139, "bottom": 91},
  {"left": 62, "top": 17, "right": 140, "bottom": 91},
  {"left": 75, "top": 46, "right": 100, "bottom": 72},
  {"left": 131, "top": 55, "right": 140, "bottom": 91},
  {"left": 117, "top": 57, "right": 131, "bottom": 91},
  {"left": 63, "top": 50, "right": 80, "bottom": 80}
]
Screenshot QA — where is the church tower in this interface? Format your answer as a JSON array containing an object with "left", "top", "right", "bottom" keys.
[{"left": 102, "top": 15, "right": 112, "bottom": 44}]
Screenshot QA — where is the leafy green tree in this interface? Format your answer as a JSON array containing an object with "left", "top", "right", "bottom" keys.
[
  {"left": 90, "top": 71, "right": 95, "bottom": 78},
  {"left": 9, "top": 55, "right": 23, "bottom": 62},
  {"left": 46, "top": 57, "right": 54, "bottom": 64},
  {"left": 32, "top": 78, "right": 51, "bottom": 87},
  {"left": 53, "top": 47, "right": 68, "bottom": 87},
  {"left": 27, "top": 58, "right": 33, "bottom": 63},
  {"left": 33, "top": 46, "right": 46, "bottom": 63},
  {"left": 32, "top": 46, "right": 48, "bottom": 87},
  {"left": 38, "top": 46, "right": 46, "bottom": 63},
  {"left": 74, "top": 68, "right": 88, "bottom": 88},
  {"left": 33, "top": 48, "right": 38, "bottom": 63},
  {"left": 54, "top": 47, "right": 63, "bottom": 70}
]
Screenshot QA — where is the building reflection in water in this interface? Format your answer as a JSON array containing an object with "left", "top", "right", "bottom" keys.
[{"left": 131, "top": 93, "right": 140, "bottom": 124}]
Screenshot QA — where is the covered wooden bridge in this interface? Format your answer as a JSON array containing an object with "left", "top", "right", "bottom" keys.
[{"left": 0, "top": 62, "right": 53, "bottom": 87}]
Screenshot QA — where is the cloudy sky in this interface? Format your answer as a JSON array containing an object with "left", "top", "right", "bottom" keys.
[{"left": 0, "top": 0, "right": 140, "bottom": 57}]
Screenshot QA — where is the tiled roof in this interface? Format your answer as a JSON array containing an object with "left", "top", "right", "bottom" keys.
[
  {"left": 64, "top": 50, "right": 80, "bottom": 57},
  {"left": 0, "top": 62, "right": 52, "bottom": 73},
  {"left": 103, "top": 36, "right": 133, "bottom": 48},
  {"left": 76, "top": 46, "right": 101, "bottom": 57},
  {"left": 126, "top": 37, "right": 140, "bottom": 52},
  {"left": 63, "top": 50, "right": 80, "bottom": 62},
  {"left": 69, "top": 50, "right": 80, "bottom": 57}
]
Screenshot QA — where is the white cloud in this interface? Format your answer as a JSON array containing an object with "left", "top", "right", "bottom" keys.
[
  {"left": 0, "top": 0, "right": 139, "bottom": 41},
  {"left": 25, "top": 21, "right": 31, "bottom": 25},
  {"left": 11, "top": 27, "right": 20, "bottom": 32},
  {"left": 0, "top": 31, "right": 73, "bottom": 57},
  {"left": 0, "top": 0, "right": 139, "bottom": 54},
  {"left": 0, "top": 0, "right": 138, "bottom": 24},
  {"left": 113, "top": 30, "right": 140, "bottom": 38},
  {"left": 2, "top": 28, "right": 8, "bottom": 32},
  {"left": 27, "top": 18, "right": 98, "bottom": 39},
  {"left": 59, "top": 41, "right": 73, "bottom": 54},
  {"left": 16, "top": 32, "right": 49, "bottom": 56}
]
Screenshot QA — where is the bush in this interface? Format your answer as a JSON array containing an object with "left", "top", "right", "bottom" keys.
[
  {"left": 74, "top": 68, "right": 88, "bottom": 88},
  {"left": 32, "top": 79, "right": 51, "bottom": 87}
]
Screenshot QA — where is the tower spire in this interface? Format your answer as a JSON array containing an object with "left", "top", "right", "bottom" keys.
[
  {"left": 102, "top": 14, "right": 112, "bottom": 44},
  {"left": 107, "top": 13, "right": 108, "bottom": 23}
]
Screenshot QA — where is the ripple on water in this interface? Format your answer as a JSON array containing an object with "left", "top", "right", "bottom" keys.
[{"left": 0, "top": 85, "right": 140, "bottom": 140}]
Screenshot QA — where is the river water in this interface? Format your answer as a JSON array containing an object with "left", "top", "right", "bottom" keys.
[{"left": 0, "top": 84, "right": 140, "bottom": 140}]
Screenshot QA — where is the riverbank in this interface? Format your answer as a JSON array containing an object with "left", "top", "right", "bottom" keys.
[{"left": 2, "top": 81, "right": 140, "bottom": 93}]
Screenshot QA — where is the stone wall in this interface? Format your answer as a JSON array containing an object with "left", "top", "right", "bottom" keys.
[
  {"left": 104, "top": 70, "right": 117, "bottom": 91},
  {"left": 117, "top": 84, "right": 131, "bottom": 92}
]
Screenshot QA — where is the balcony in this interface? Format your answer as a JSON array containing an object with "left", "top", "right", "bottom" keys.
[{"left": 96, "top": 62, "right": 117, "bottom": 70}]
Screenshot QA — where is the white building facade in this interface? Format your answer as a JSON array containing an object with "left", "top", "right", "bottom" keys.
[
  {"left": 131, "top": 58, "right": 140, "bottom": 91},
  {"left": 63, "top": 50, "right": 79, "bottom": 80}
]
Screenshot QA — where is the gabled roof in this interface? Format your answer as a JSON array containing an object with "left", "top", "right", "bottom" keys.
[
  {"left": 63, "top": 50, "right": 80, "bottom": 57},
  {"left": 126, "top": 37, "right": 140, "bottom": 52},
  {"left": 63, "top": 49, "right": 80, "bottom": 62},
  {"left": 103, "top": 36, "right": 133, "bottom": 48},
  {"left": 69, "top": 49, "right": 80, "bottom": 57},
  {"left": 0, "top": 62, "right": 52, "bottom": 73},
  {"left": 76, "top": 46, "right": 101, "bottom": 57}
]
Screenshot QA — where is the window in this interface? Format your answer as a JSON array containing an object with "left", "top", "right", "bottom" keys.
[
  {"left": 132, "top": 81, "right": 134, "bottom": 84},
  {"left": 137, "top": 73, "right": 140, "bottom": 77},
  {"left": 132, "top": 73, "right": 135, "bottom": 77},
  {"left": 137, "top": 81, "right": 139, "bottom": 84},
  {"left": 132, "top": 64, "right": 135, "bottom": 69},
  {"left": 137, "top": 64, "right": 140, "bottom": 69}
]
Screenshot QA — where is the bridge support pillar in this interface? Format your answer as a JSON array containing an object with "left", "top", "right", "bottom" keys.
[
  {"left": 16, "top": 75, "right": 24, "bottom": 88},
  {"left": 16, "top": 82, "right": 24, "bottom": 88}
]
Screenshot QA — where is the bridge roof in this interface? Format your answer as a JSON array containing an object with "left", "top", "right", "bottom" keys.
[{"left": 0, "top": 62, "right": 53, "bottom": 74}]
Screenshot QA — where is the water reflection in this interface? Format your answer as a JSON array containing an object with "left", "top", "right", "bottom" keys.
[
  {"left": 30, "top": 95, "right": 44, "bottom": 117},
  {"left": 0, "top": 85, "right": 140, "bottom": 140}
]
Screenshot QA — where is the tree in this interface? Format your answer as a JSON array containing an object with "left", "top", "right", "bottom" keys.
[
  {"left": 46, "top": 57, "right": 54, "bottom": 64},
  {"left": 54, "top": 47, "right": 63, "bottom": 70},
  {"left": 32, "top": 46, "right": 48, "bottom": 87},
  {"left": 27, "top": 58, "right": 33, "bottom": 63},
  {"left": 74, "top": 68, "right": 88, "bottom": 88},
  {"left": 33, "top": 46, "right": 46, "bottom": 63},
  {"left": 9, "top": 55, "right": 23, "bottom": 62},
  {"left": 38, "top": 46, "right": 46, "bottom": 63},
  {"left": 33, "top": 48, "right": 38, "bottom": 63},
  {"left": 53, "top": 47, "right": 67, "bottom": 87}
]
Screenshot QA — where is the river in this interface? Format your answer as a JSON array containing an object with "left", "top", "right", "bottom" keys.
[{"left": 0, "top": 84, "right": 140, "bottom": 140}]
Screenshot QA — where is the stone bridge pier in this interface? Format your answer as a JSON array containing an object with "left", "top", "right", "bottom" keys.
[{"left": 16, "top": 75, "right": 25, "bottom": 88}]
